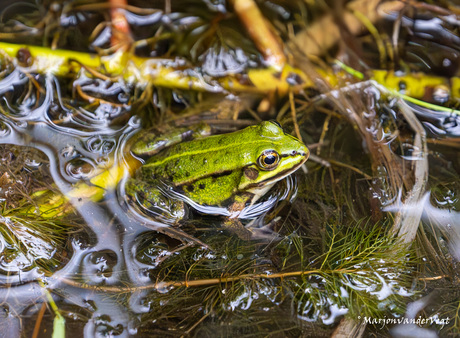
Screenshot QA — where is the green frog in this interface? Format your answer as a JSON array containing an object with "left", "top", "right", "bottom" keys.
[{"left": 125, "top": 121, "right": 309, "bottom": 239}]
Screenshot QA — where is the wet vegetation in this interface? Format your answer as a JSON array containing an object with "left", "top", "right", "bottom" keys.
[{"left": 0, "top": 0, "right": 459, "bottom": 337}]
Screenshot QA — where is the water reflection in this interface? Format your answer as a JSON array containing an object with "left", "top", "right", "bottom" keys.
[
  {"left": 409, "top": 102, "right": 460, "bottom": 138},
  {"left": 0, "top": 66, "right": 145, "bottom": 335},
  {"left": 387, "top": 192, "right": 460, "bottom": 261}
]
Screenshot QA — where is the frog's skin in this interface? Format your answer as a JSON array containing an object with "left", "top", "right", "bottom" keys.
[{"left": 126, "top": 121, "right": 309, "bottom": 239}]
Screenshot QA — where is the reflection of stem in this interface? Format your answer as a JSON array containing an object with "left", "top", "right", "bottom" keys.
[
  {"left": 58, "top": 268, "right": 359, "bottom": 293},
  {"left": 229, "top": 0, "right": 286, "bottom": 69}
]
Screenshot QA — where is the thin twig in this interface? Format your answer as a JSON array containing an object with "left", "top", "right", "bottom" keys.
[
  {"left": 109, "top": 0, "right": 132, "bottom": 50},
  {"left": 317, "top": 113, "right": 331, "bottom": 156},
  {"left": 57, "top": 268, "right": 360, "bottom": 293},
  {"left": 289, "top": 90, "right": 302, "bottom": 142},
  {"left": 328, "top": 159, "right": 373, "bottom": 180},
  {"left": 418, "top": 275, "right": 449, "bottom": 281},
  {"left": 31, "top": 302, "right": 47, "bottom": 338}
]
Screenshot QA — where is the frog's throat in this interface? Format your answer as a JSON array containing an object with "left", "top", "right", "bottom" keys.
[{"left": 246, "top": 181, "right": 276, "bottom": 204}]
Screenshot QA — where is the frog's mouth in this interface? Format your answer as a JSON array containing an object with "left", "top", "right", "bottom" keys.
[
  {"left": 248, "top": 154, "right": 308, "bottom": 190},
  {"left": 267, "top": 160, "right": 305, "bottom": 184}
]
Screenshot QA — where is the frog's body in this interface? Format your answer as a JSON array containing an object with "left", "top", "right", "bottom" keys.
[{"left": 126, "top": 121, "right": 309, "bottom": 239}]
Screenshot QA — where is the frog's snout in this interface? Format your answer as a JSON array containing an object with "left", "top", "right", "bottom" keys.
[
  {"left": 298, "top": 144, "right": 309, "bottom": 160},
  {"left": 289, "top": 150, "right": 307, "bottom": 157},
  {"left": 298, "top": 152, "right": 309, "bottom": 167}
]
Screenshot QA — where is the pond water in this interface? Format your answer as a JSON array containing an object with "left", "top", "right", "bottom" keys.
[{"left": 0, "top": 1, "right": 459, "bottom": 337}]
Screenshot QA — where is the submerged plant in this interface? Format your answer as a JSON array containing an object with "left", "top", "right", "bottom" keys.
[
  {"left": 0, "top": 146, "right": 79, "bottom": 276},
  {"left": 106, "top": 221, "right": 414, "bottom": 334}
]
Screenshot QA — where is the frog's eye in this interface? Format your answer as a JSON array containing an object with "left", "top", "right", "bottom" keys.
[{"left": 257, "top": 150, "right": 280, "bottom": 170}]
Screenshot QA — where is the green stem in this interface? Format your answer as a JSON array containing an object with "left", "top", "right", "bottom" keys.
[
  {"left": 0, "top": 41, "right": 311, "bottom": 94},
  {"left": 38, "top": 279, "right": 66, "bottom": 338}
]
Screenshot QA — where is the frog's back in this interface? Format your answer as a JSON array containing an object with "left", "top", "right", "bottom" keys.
[
  {"left": 143, "top": 125, "right": 275, "bottom": 184},
  {"left": 142, "top": 121, "right": 308, "bottom": 186}
]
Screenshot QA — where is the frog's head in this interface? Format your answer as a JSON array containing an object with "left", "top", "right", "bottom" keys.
[{"left": 239, "top": 121, "right": 309, "bottom": 194}]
